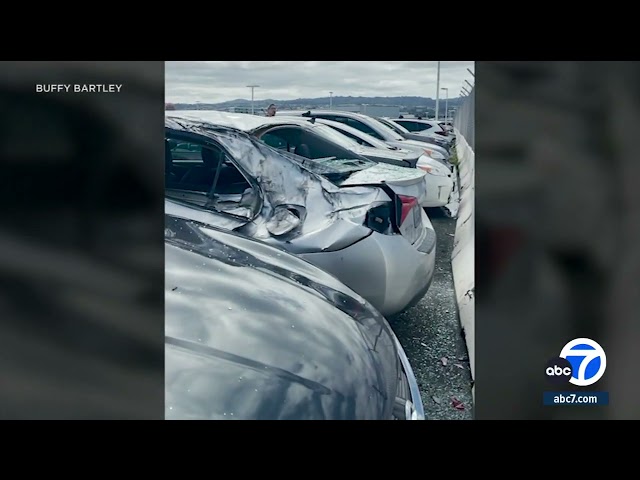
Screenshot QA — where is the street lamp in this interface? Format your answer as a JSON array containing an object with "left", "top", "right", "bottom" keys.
[
  {"left": 246, "top": 84, "right": 260, "bottom": 115},
  {"left": 435, "top": 61, "right": 441, "bottom": 120},
  {"left": 441, "top": 87, "right": 448, "bottom": 123},
  {"left": 329, "top": 91, "right": 333, "bottom": 108}
]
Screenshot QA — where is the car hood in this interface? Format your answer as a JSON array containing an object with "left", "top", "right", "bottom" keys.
[
  {"left": 165, "top": 216, "right": 400, "bottom": 420},
  {"left": 354, "top": 144, "right": 421, "bottom": 166},
  {"left": 401, "top": 131, "right": 450, "bottom": 144},
  {"left": 395, "top": 138, "right": 450, "bottom": 157}
]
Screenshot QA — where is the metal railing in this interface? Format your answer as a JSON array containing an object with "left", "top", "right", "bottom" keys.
[{"left": 453, "top": 86, "right": 474, "bottom": 151}]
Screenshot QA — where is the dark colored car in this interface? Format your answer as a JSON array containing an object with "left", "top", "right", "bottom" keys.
[{"left": 165, "top": 214, "right": 425, "bottom": 420}]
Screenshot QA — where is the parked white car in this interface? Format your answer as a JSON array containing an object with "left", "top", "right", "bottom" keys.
[{"left": 311, "top": 117, "right": 454, "bottom": 208}]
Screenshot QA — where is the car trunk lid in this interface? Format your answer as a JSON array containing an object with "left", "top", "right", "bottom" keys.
[
  {"left": 293, "top": 157, "right": 427, "bottom": 246},
  {"left": 322, "top": 160, "right": 427, "bottom": 246},
  {"left": 310, "top": 158, "right": 427, "bottom": 204}
]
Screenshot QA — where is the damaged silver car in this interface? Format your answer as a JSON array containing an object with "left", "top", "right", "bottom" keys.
[
  {"left": 165, "top": 116, "right": 437, "bottom": 316},
  {"left": 170, "top": 110, "right": 452, "bottom": 208}
]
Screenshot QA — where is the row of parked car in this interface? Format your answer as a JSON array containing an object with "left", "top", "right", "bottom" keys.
[{"left": 164, "top": 108, "right": 458, "bottom": 420}]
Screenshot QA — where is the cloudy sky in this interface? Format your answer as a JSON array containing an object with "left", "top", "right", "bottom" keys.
[{"left": 165, "top": 61, "right": 474, "bottom": 103}]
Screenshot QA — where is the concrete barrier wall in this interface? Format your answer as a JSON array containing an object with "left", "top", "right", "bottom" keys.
[{"left": 451, "top": 130, "right": 475, "bottom": 384}]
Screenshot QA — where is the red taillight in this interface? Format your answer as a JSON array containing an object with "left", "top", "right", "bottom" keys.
[{"left": 398, "top": 195, "right": 418, "bottom": 225}]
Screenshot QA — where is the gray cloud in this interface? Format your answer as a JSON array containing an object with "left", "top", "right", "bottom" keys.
[{"left": 166, "top": 61, "right": 475, "bottom": 103}]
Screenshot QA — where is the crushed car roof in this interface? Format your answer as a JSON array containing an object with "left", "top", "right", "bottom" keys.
[{"left": 166, "top": 110, "right": 321, "bottom": 133}]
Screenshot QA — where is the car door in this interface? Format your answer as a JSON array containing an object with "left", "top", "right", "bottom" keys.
[{"left": 165, "top": 131, "right": 262, "bottom": 232}]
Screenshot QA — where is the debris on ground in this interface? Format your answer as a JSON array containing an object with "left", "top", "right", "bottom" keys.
[
  {"left": 451, "top": 397, "right": 465, "bottom": 410},
  {"left": 432, "top": 395, "right": 441, "bottom": 404},
  {"left": 440, "top": 356, "right": 448, "bottom": 366}
]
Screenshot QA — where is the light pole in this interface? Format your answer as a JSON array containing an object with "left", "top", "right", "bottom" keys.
[
  {"left": 329, "top": 91, "right": 333, "bottom": 108},
  {"left": 441, "top": 87, "right": 448, "bottom": 122},
  {"left": 435, "top": 61, "right": 441, "bottom": 120},
  {"left": 246, "top": 85, "right": 260, "bottom": 115}
]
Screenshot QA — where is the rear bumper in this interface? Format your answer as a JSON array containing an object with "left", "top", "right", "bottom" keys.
[
  {"left": 299, "top": 210, "right": 436, "bottom": 317},
  {"left": 422, "top": 174, "right": 454, "bottom": 208}
]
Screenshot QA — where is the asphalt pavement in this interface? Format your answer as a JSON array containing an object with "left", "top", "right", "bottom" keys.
[{"left": 388, "top": 208, "right": 474, "bottom": 420}]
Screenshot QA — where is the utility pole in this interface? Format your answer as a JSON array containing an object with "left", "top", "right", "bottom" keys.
[
  {"left": 329, "top": 91, "right": 333, "bottom": 108},
  {"left": 246, "top": 85, "right": 260, "bottom": 115},
  {"left": 435, "top": 61, "right": 441, "bottom": 120},
  {"left": 441, "top": 87, "right": 448, "bottom": 122}
]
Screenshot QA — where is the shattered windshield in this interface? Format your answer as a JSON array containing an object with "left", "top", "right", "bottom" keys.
[{"left": 275, "top": 148, "right": 376, "bottom": 183}]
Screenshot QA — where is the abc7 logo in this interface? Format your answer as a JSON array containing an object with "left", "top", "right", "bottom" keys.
[
  {"left": 546, "top": 338, "right": 606, "bottom": 386},
  {"left": 545, "top": 358, "right": 573, "bottom": 385}
]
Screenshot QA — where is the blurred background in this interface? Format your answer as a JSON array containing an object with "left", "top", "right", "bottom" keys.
[
  {"left": 0, "top": 61, "right": 165, "bottom": 419},
  {"left": 476, "top": 61, "right": 640, "bottom": 419}
]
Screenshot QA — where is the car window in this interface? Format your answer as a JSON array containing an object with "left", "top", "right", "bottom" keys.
[
  {"left": 256, "top": 126, "right": 362, "bottom": 161},
  {"left": 165, "top": 137, "right": 257, "bottom": 219},
  {"left": 329, "top": 126, "right": 374, "bottom": 147},
  {"left": 333, "top": 124, "right": 394, "bottom": 150},
  {"left": 313, "top": 124, "right": 362, "bottom": 150},
  {"left": 395, "top": 120, "right": 415, "bottom": 131},
  {"left": 379, "top": 118, "right": 410, "bottom": 135},
  {"left": 261, "top": 132, "right": 289, "bottom": 150},
  {"left": 397, "top": 120, "right": 427, "bottom": 132},
  {"left": 342, "top": 118, "right": 384, "bottom": 140}
]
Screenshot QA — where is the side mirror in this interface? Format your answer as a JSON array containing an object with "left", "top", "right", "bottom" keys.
[{"left": 265, "top": 206, "right": 302, "bottom": 236}]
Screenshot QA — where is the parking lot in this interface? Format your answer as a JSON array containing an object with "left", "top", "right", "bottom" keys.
[
  {"left": 163, "top": 86, "right": 474, "bottom": 419},
  {"left": 389, "top": 208, "right": 474, "bottom": 419}
]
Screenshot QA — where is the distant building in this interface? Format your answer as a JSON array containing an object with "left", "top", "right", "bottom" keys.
[{"left": 332, "top": 104, "right": 361, "bottom": 113}]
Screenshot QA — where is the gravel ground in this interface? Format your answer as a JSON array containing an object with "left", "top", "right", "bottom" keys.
[{"left": 388, "top": 208, "right": 474, "bottom": 420}]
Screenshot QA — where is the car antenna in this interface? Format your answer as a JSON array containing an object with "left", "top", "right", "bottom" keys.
[{"left": 309, "top": 117, "right": 316, "bottom": 124}]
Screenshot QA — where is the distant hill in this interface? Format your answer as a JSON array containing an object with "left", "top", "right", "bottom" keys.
[{"left": 173, "top": 95, "right": 464, "bottom": 110}]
